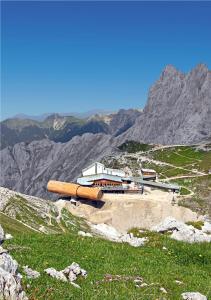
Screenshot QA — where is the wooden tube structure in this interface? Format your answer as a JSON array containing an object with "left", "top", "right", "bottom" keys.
[{"left": 47, "top": 180, "right": 103, "bottom": 201}]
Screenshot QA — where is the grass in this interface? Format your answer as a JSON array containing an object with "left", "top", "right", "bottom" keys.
[
  {"left": 0, "top": 212, "right": 35, "bottom": 235},
  {"left": 150, "top": 146, "right": 211, "bottom": 173},
  {"left": 118, "top": 141, "right": 154, "bottom": 153},
  {"left": 2, "top": 228, "right": 211, "bottom": 300},
  {"left": 179, "top": 187, "right": 191, "bottom": 196},
  {"left": 185, "top": 221, "right": 204, "bottom": 230},
  {"left": 2, "top": 195, "right": 61, "bottom": 233}
]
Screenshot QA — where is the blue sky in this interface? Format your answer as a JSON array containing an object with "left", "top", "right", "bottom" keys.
[{"left": 1, "top": 1, "right": 211, "bottom": 120}]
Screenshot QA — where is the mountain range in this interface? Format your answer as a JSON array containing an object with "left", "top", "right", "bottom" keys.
[
  {"left": 0, "top": 63, "right": 210, "bottom": 198},
  {"left": 0, "top": 109, "right": 141, "bottom": 149}
]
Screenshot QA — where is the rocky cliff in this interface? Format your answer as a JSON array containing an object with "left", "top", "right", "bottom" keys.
[
  {"left": 0, "top": 134, "right": 116, "bottom": 199},
  {"left": 120, "top": 64, "right": 211, "bottom": 145}
]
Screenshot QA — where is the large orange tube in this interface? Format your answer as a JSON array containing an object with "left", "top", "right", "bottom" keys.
[{"left": 47, "top": 180, "right": 103, "bottom": 201}]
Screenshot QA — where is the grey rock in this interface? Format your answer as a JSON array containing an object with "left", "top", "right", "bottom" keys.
[
  {"left": 152, "top": 217, "right": 211, "bottom": 243},
  {"left": 109, "top": 109, "right": 142, "bottom": 136},
  {"left": 5, "top": 234, "right": 13, "bottom": 241},
  {"left": 62, "top": 262, "right": 87, "bottom": 280},
  {"left": 78, "top": 231, "right": 93, "bottom": 238},
  {"left": 0, "top": 225, "right": 4, "bottom": 244},
  {"left": 23, "top": 266, "right": 40, "bottom": 279},
  {"left": 202, "top": 221, "right": 211, "bottom": 234},
  {"left": 91, "top": 223, "right": 148, "bottom": 247},
  {"left": 181, "top": 292, "right": 207, "bottom": 300},
  {"left": 0, "top": 267, "right": 28, "bottom": 300},
  {"left": 0, "top": 133, "right": 116, "bottom": 199},
  {"left": 171, "top": 227, "right": 211, "bottom": 243},
  {"left": 0, "top": 239, "right": 28, "bottom": 300},
  {"left": 45, "top": 263, "right": 87, "bottom": 284},
  {"left": 0, "top": 253, "right": 18, "bottom": 275},
  {"left": 160, "top": 287, "right": 168, "bottom": 294},
  {"left": 44, "top": 267, "right": 67, "bottom": 282},
  {"left": 0, "top": 246, "right": 8, "bottom": 254},
  {"left": 152, "top": 216, "right": 187, "bottom": 232},
  {"left": 118, "top": 64, "right": 211, "bottom": 145},
  {"left": 68, "top": 271, "right": 77, "bottom": 282}
]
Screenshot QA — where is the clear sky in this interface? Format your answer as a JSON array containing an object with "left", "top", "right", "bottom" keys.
[{"left": 1, "top": 1, "right": 211, "bottom": 120}]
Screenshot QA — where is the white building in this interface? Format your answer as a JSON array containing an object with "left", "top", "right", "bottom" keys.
[{"left": 82, "top": 162, "right": 126, "bottom": 177}]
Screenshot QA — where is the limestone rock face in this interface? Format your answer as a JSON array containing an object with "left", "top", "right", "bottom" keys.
[
  {"left": 120, "top": 64, "right": 211, "bottom": 145},
  {"left": 0, "top": 253, "right": 18, "bottom": 275},
  {"left": 0, "top": 267, "right": 28, "bottom": 300},
  {"left": 0, "top": 225, "right": 28, "bottom": 300},
  {"left": 0, "top": 134, "right": 116, "bottom": 199}
]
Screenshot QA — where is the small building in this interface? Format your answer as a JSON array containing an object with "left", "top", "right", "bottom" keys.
[
  {"left": 77, "top": 173, "right": 123, "bottom": 187},
  {"left": 141, "top": 168, "right": 156, "bottom": 180},
  {"left": 82, "top": 162, "right": 126, "bottom": 177}
]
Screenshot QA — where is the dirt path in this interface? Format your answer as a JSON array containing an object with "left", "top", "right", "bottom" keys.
[{"left": 161, "top": 174, "right": 207, "bottom": 182}]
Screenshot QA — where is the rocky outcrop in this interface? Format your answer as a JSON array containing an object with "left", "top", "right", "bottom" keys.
[
  {"left": 108, "top": 109, "right": 142, "bottom": 136},
  {"left": 181, "top": 292, "right": 207, "bottom": 300},
  {"left": 120, "top": 64, "right": 211, "bottom": 145},
  {"left": 0, "top": 133, "right": 116, "bottom": 199},
  {"left": 0, "top": 225, "right": 4, "bottom": 244},
  {"left": 78, "top": 231, "right": 93, "bottom": 237},
  {"left": 23, "top": 266, "right": 40, "bottom": 279},
  {"left": 0, "top": 225, "right": 28, "bottom": 300},
  {"left": 45, "top": 262, "right": 87, "bottom": 288},
  {"left": 152, "top": 217, "right": 211, "bottom": 243},
  {"left": 91, "top": 223, "right": 148, "bottom": 247}
]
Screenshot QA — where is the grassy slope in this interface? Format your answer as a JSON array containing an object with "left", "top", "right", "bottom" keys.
[
  {"left": 3, "top": 230, "right": 211, "bottom": 300},
  {"left": 175, "top": 175, "right": 211, "bottom": 215},
  {"left": 0, "top": 212, "right": 35, "bottom": 234},
  {"left": 150, "top": 146, "right": 211, "bottom": 172}
]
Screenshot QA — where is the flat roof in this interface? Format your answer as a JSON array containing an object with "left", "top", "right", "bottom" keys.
[{"left": 78, "top": 173, "right": 123, "bottom": 183}]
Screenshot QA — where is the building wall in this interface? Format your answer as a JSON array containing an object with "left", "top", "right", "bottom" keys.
[
  {"left": 93, "top": 179, "right": 122, "bottom": 186},
  {"left": 107, "top": 168, "right": 125, "bottom": 177},
  {"left": 82, "top": 162, "right": 125, "bottom": 177},
  {"left": 82, "top": 165, "right": 96, "bottom": 176}
]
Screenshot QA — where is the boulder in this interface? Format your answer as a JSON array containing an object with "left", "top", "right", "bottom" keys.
[
  {"left": 23, "top": 266, "right": 40, "bottom": 279},
  {"left": 181, "top": 292, "right": 207, "bottom": 300},
  {"left": 0, "top": 267, "right": 28, "bottom": 300},
  {"left": 0, "top": 253, "right": 18, "bottom": 275},
  {"left": 171, "top": 227, "right": 211, "bottom": 243},
  {"left": 152, "top": 217, "right": 187, "bottom": 232},
  {"left": 44, "top": 268, "right": 67, "bottom": 282},
  {"left": 0, "top": 224, "right": 27, "bottom": 299},
  {"left": 120, "top": 233, "right": 148, "bottom": 247},
  {"left": 91, "top": 223, "right": 148, "bottom": 247},
  {"left": 78, "top": 231, "right": 93, "bottom": 238},
  {"left": 152, "top": 217, "right": 211, "bottom": 243},
  {"left": 202, "top": 222, "right": 211, "bottom": 234},
  {"left": 5, "top": 234, "right": 13, "bottom": 241},
  {"left": 45, "top": 262, "right": 87, "bottom": 285}
]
